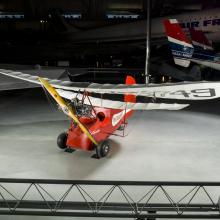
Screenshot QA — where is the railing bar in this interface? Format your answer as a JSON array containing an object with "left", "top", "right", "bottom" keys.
[
  {"left": 0, "top": 192, "right": 12, "bottom": 211},
  {"left": 180, "top": 186, "right": 201, "bottom": 215},
  {"left": 201, "top": 186, "right": 216, "bottom": 205},
  {"left": 0, "top": 184, "right": 18, "bottom": 200},
  {"left": 77, "top": 185, "right": 95, "bottom": 203},
  {"left": 118, "top": 186, "right": 136, "bottom": 214},
  {"left": 97, "top": 186, "right": 116, "bottom": 203},
  {"left": 97, "top": 185, "right": 116, "bottom": 212},
  {"left": 37, "top": 184, "right": 57, "bottom": 202},
  {"left": 177, "top": 186, "right": 198, "bottom": 204},
  {"left": 139, "top": 186, "right": 159, "bottom": 213},
  {"left": 34, "top": 184, "right": 53, "bottom": 212},
  {"left": 75, "top": 184, "right": 95, "bottom": 213},
  {"left": 119, "top": 186, "right": 136, "bottom": 204},
  {"left": 1, "top": 179, "right": 220, "bottom": 186},
  {"left": 54, "top": 184, "right": 74, "bottom": 211},
  {"left": 137, "top": 185, "right": 157, "bottom": 203},
  {"left": 13, "top": 183, "right": 33, "bottom": 211},
  {"left": 160, "top": 186, "right": 180, "bottom": 213}
]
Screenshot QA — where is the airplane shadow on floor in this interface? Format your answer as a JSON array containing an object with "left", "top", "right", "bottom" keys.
[
  {"left": 62, "top": 139, "right": 122, "bottom": 179},
  {"left": 181, "top": 98, "right": 220, "bottom": 117},
  {"left": 107, "top": 139, "right": 122, "bottom": 158}
]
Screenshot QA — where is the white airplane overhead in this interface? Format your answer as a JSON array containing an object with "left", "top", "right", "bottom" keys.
[{"left": 69, "top": 8, "right": 220, "bottom": 43}]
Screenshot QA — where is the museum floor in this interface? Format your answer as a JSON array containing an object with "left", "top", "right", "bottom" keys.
[{"left": 0, "top": 88, "right": 220, "bottom": 220}]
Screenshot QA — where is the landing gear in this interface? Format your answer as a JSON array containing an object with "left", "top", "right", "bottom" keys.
[
  {"left": 64, "top": 148, "right": 75, "bottom": 153},
  {"left": 57, "top": 132, "right": 67, "bottom": 149},
  {"left": 99, "top": 140, "right": 110, "bottom": 157},
  {"left": 117, "top": 124, "right": 125, "bottom": 131},
  {"left": 92, "top": 140, "right": 110, "bottom": 159}
]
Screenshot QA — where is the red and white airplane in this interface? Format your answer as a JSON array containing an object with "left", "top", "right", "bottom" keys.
[
  {"left": 55, "top": 75, "right": 136, "bottom": 158},
  {"left": 1, "top": 69, "right": 220, "bottom": 158},
  {"left": 164, "top": 18, "right": 220, "bottom": 71}
]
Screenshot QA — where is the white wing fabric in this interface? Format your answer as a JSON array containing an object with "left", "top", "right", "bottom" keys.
[
  {"left": 1, "top": 69, "right": 220, "bottom": 100},
  {"left": 57, "top": 89, "right": 189, "bottom": 111}
]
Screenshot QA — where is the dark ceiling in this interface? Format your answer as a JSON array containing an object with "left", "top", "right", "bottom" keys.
[{"left": 0, "top": 0, "right": 219, "bottom": 66}]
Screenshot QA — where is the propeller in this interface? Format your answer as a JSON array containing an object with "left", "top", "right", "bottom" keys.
[{"left": 38, "top": 77, "right": 98, "bottom": 146}]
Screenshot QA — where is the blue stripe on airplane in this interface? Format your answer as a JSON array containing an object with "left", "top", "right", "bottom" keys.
[
  {"left": 169, "top": 42, "right": 194, "bottom": 58},
  {"left": 169, "top": 41, "right": 220, "bottom": 62}
]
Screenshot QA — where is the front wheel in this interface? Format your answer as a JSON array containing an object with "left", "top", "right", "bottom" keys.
[
  {"left": 99, "top": 140, "right": 110, "bottom": 157},
  {"left": 57, "top": 132, "right": 67, "bottom": 149}
]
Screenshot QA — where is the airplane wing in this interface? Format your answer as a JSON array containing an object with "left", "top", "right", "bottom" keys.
[
  {"left": 57, "top": 89, "right": 189, "bottom": 111},
  {"left": 1, "top": 69, "right": 220, "bottom": 100}
]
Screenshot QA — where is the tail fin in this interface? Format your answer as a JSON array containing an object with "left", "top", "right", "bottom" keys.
[
  {"left": 163, "top": 19, "right": 194, "bottom": 67},
  {"left": 124, "top": 75, "right": 136, "bottom": 103},
  {"left": 189, "top": 28, "right": 213, "bottom": 51}
]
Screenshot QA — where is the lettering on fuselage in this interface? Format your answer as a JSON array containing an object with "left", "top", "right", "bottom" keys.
[
  {"left": 180, "top": 19, "right": 220, "bottom": 28},
  {"left": 112, "top": 110, "right": 126, "bottom": 127},
  {"left": 112, "top": 109, "right": 132, "bottom": 126},
  {"left": 172, "top": 50, "right": 193, "bottom": 58},
  {"left": 91, "top": 129, "right": 100, "bottom": 135}
]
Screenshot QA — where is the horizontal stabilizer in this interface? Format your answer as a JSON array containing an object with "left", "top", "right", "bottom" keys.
[{"left": 174, "top": 58, "right": 191, "bottom": 67}]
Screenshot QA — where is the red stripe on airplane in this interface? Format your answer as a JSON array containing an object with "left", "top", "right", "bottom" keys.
[{"left": 163, "top": 19, "right": 191, "bottom": 44}]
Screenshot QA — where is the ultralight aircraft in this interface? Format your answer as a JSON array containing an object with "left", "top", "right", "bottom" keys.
[{"left": 1, "top": 69, "right": 220, "bottom": 158}]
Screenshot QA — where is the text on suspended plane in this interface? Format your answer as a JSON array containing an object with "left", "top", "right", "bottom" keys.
[{"left": 180, "top": 19, "right": 220, "bottom": 28}]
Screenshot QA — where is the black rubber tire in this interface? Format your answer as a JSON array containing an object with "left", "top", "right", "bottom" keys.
[
  {"left": 57, "top": 132, "right": 67, "bottom": 149},
  {"left": 99, "top": 140, "right": 110, "bottom": 157}
]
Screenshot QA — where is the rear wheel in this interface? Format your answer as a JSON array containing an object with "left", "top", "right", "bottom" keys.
[
  {"left": 99, "top": 140, "right": 110, "bottom": 157},
  {"left": 57, "top": 132, "right": 67, "bottom": 149}
]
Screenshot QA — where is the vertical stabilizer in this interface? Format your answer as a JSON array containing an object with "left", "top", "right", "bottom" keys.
[
  {"left": 163, "top": 19, "right": 194, "bottom": 67},
  {"left": 189, "top": 28, "right": 213, "bottom": 51},
  {"left": 124, "top": 76, "right": 136, "bottom": 103}
]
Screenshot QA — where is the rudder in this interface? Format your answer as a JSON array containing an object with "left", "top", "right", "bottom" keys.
[
  {"left": 124, "top": 75, "right": 136, "bottom": 103},
  {"left": 189, "top": 28, "right": 213, "bottom": 51}
]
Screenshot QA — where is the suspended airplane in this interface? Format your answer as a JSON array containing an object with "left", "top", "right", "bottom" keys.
[
  {"left": 164, "top": 19, "right": 220, "bottom": 71},
  {"left": 68, "top": 8, "right": 220, "bottom": 43},
  {"left": 1, "top": 69, "right": 220, "bottom": 158}
]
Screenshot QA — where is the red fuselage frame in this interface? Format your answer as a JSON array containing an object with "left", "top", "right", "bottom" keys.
[{"left": 66, "top": 107, "right": 133, "bottom": 151}]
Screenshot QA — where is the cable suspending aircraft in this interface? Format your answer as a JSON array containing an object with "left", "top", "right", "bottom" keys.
[{"left": 1, "top": 69, "right": 220, "bottom": 158}]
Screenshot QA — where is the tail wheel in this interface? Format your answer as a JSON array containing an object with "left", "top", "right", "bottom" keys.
[
  {"left": 99, "top": 140, "right": 110, "bottom": 157},
  {"left": 57, "top": 132, "right": 68, "bottom": 149}
]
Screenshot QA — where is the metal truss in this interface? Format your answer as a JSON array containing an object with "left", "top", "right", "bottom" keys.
[{"left": 0, "top": 178, "right": 220, "bottom": 218}]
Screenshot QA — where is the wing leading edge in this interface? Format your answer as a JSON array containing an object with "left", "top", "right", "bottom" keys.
[{"left": 1, "top": 69, "right": 220, "bottom": 100}]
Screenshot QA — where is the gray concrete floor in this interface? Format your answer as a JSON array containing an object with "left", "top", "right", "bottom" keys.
[{"left": 0, "top": 88, "right": 220, "bottom": 219}]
